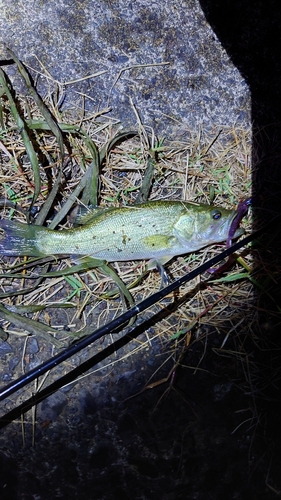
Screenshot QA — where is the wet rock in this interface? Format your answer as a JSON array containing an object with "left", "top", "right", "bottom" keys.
[
  {"left": 25, "top": 337, "right": 39, "bottom": 355},
  {"left": 0, "top": 341, "right": 13, "bottom": 355},
  {"left": 79, "top": 389, "right": 99, "bottom": 416},
  {"left": 8, "top": 356, "right": 20, "bottom": 371},
  {"left": 40, "top": 392, "right": 68, "bottom": 422}
]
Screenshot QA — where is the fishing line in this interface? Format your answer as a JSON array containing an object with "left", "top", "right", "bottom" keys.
[{"left": 0, "top": 229, "right": 260, "bottom": 404}]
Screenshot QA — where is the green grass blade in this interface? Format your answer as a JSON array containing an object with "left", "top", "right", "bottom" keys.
[
  {"left": 0, "top": 303, "right": 62, "bottom": 346},
  {"left": 99, "top": 262, "right": 134, "bottom": 308},
  {"left": 6, "top": 48, "right": 65, "bottom": 163},
  {"left": 26, "top": 119, "right": 101, "bottom": 223},
  {"left": 0, "top": 68, "right": 41, "bottom": 210},
  {"left": 134, "top": 154, "right": 155, "bottom": 204}
]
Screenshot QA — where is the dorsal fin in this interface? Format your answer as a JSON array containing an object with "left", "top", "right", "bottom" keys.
[{"left": 70, "top": 205, "right": 112, "bottom": 226}]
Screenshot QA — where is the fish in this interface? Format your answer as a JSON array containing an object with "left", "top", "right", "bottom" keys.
[{"left": 0, "top": 200, "right": 244, "bottom": 265}]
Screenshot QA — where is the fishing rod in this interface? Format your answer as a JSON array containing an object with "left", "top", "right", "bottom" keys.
[{"left": 0, "top": 229, "right": 259, "bottom": 404}]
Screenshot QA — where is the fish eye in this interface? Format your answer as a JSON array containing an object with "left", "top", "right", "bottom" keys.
[{"left": 211, "top": 210, "right": 222, "bottom": 220}]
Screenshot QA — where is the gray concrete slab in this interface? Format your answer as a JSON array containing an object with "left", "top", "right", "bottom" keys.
[{"left": 0, "top": 0, "right": 250, "bottom": 137}]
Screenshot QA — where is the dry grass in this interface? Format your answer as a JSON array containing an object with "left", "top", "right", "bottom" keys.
[{"left": 0, "top": 57, "right": 258, "bottom": 403}]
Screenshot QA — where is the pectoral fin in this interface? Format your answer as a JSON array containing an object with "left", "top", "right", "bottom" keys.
[
  {"left": 142, "top": 234, "right": 178, "bottom": 251},
  {"left": 146, "top": 256, "right": 172, "bottom": 288},
  {"left": 146, "top": 255, "right": 173, "bottom": 270}
]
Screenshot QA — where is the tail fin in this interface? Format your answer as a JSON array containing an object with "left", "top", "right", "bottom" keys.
[{"left": 0, "top": 219, "right": 45, "bottom": 257}]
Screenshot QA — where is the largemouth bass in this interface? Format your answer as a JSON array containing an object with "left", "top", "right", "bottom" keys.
[{"left": 0, "top": 200, "right": 244, "bottom": 264}]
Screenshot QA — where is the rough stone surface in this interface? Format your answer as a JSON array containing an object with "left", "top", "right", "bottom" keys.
[{"left": 0, "top": 0, "right": 250, "bottom": 137}]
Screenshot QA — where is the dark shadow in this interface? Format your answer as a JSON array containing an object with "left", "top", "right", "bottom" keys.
[
  {"left": 0, "top": 289, "right": 194, "bottom": 430},
  {"left": 198, "top": 0, "right": 281, "bottom": 490},
  {"left": 197, "top": 1, "right": 281, "bottom": 215}
]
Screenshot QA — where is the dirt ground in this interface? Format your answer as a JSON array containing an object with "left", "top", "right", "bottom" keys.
[{"left": 0, "top": 273, "right": 280, "bottom": 499}]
